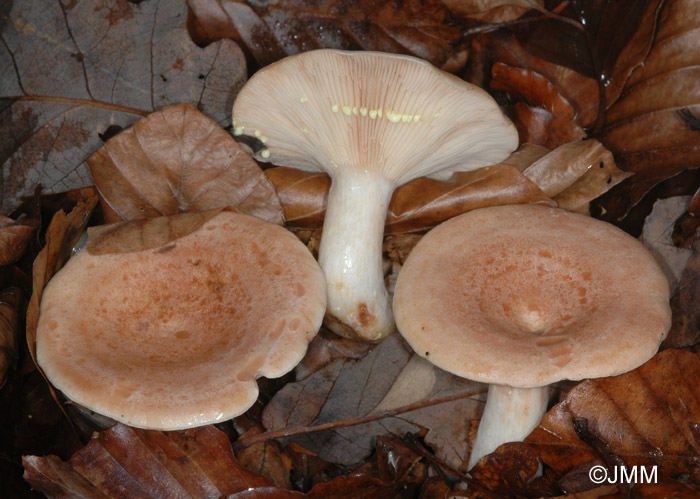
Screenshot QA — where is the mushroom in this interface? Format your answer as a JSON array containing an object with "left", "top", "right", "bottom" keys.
[
  {"left": 36, "top": 211, "right": 326, "bottom": 430},
  {"left": 393, "top": 204, "right": 672, "bottom": 469},
  {"left": 232, "top": 49, "right": 518, "bottom": 342}
]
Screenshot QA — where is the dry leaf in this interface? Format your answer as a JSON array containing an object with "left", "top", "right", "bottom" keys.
[
  {"left": 0, "top": 0, "right": 247, "bottom": 213},
  {"left": 187, "top": 0, "right": 467, "bottom": 71},
  {"left": 262, "top": 334, "right": 486, "bottom": 468},
  {"left": 511, "top": 103, "right": 587, "bottom": 149},
  {"left": 467, "top": 31, "right": 599, "bottom": 128},
  {"left": 267, "top": 162, "right": 553, "bottom": 234},
  {"left": 295, "top": 329, "right": 373, "bottom": 381},
  {"left": 599, "top": 0, "right": 700, "bottom": 222},
  {"left": 0, "top": 217, "right": 36, "bottom": 266},
  {"left": 87, "top": 103, "right": 283, "bottom": 224},
  {"left": 236, "top": 428, "right": 293, "bottom": 489},
  {"left": 526, "top": 348, "right": 700, "bottom": 490},
  {"left": 23, "top": 424, "right": 277, "bottom": 498},
  {"left": 0, "top": 288, "right": 22, "bottom": 389}
]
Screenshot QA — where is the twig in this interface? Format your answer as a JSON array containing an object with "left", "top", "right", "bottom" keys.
[{"left": 233, "top": 387, "right": 487, "bottom": 449}]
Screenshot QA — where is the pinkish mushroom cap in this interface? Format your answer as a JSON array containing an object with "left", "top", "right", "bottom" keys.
[{"left": 36, "top": 211, "right": 326, "bottom": 430}]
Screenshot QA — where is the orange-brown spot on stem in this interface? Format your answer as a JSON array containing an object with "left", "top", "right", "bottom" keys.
[{"left": 357, "top": 303, "right": 376, "bottom": 328}]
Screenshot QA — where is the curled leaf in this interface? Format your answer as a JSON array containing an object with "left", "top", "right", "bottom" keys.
[
  {"left": 521, "top": 140, "right": 633, "bottom": 214},
  {"left": 23, "top": 424, "right": 275, "bottom": 498},
  {"left": 87, "top": 103, "right": 284, "bottom": 225}
]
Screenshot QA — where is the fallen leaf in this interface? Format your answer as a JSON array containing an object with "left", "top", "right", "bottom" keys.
[
  {"left": 87, "top": 103, "right": 283, "bottom": 224},
  {"left": 261, "top": 334, "right": 486, "bottom": 468},
  {"left": 294, "top": 329, "right": 373, "bottom": 382},
  {"left": 0, "top": 288, "right": 22, "bottom": 389},
  {"left": 236, "top": 428, "right": 293, "bottom": 489},
  {"left": 599, "top": 0, "right": 700, "bottom": 223},
  {"left": 467, "top": 442, "right": 559, "bottom": 498},
  {"left": 466, "top": 31, "right": 599, "bottom": 128},
  {"left": 186, "top": 0, "right": 467, "bottom": 71},
  {"left": 511, "top": 102, "right": 587, "bottom": 149},
  {"left": 267, "top": 161, "right": 553, "bottom": 234},
  {"left": 491, "top": 62, "right": 577, "bottom": 121},
  {"left": 0, "top": 0, "right": 247, "bottom": 213},
  {"left": 511, "top": 0, "right": 663, "bottom": 120},
  {"left": 526, "top": 348, "right": 700, "bottom": 490},
  {"left": 23, "top": 424, "right": 278, "bottom": 498},
  {"left": 640, "top": 196, "right": 694, "bottom": 293},
  {"left": 521, "top": 140, "right": 631, "bottom": 206},
  {"left": 0, "top": 217, "right": 36, "bottom": 266}
]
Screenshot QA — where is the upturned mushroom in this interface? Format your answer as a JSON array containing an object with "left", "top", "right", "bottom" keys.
[
  {"left": 393, "top": 204, "right": 671, "bottom": 469},
  {"left": 232, "top": 49, "right": 518, "bottom": 342},
  {"left": 36, "top": 211, "right": 326, "bottom": 430}
]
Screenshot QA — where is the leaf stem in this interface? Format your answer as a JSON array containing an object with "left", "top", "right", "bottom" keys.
[
  {"left": 233, "top": 387, "right": 487, "bottom": 449},
  {"left": 3, "top": 95, "right": 149, "bottom": 116}
]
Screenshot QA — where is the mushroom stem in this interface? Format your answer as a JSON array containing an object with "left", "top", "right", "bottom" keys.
[
  {"left": 468, "top": 384, "right": 549, "bottom": 470},
  {"left": 318, "top": 172, "right": 395, "bottom": 342}
]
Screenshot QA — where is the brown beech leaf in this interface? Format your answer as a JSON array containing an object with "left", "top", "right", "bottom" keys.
[
  {"left": 22, "top": 424, "right": 280, "bottom": 498},
  {"left": 525, "top": 349, "right": 700, "bottom": 490},
  {"left": 1, "top": 0, "right": 247, "bottom": 213},
  {"left": 0, "top": 216, "right": 36, "bottom": 265},
  {"left": 467, "top": 31, "right": 599, "bottom": 128},
  {"left": 187, "top": 0, "right": 467, "bottom": 71},
  {"left": 511, "top": 102, "right": 587, "bottom": 149},
  {"left": 0, "top": 287, "right": 22, "bottom": 389},
  {"left": 261, "top": 334, "right": 486, "bottom": 468},
  {"left": 599, "top": 0, "right": 700, "bottom": 222},
  {"left": 511, "top": 1, "right": 663, "bottom": 116},
  {"left": 87, "top": 103, "right": 283, "bottom": 224},
  {"left": 236, "top": 428, "right": 293, "bottom": 489},
  {"left": 491, "top": 62, "right": 577, "bottom": 121},
  {"left": 267, "top": 162, "right": 553, "bottom": 234},
  {"left": 295, "top": 328, "right": 373, "bottom": 381}
]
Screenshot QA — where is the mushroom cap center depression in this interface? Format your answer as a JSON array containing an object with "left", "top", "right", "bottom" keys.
[
  {"left": 465, "top": 243, "right": 597, "bottom": 341},
  {"left": 393, "top": 205, "right": 671, "bottom": 387}
]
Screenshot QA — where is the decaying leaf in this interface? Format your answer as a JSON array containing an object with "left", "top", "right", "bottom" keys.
[
  {"left": 526, "top": 348, "right": 700, "bottom": 492},
  {"left": 295, "top": 329, "right": 373, "bottom": 381},
  {"left": 87, "top": 103, "right": 283, "bottom": 225},
  {"left": 235, "top": 428, "right": 293, "bottom": 489},
  {"left": 23, "top": 424, "right": 277, "bottom": 498},
  {"left": 187, "top": 0, "right": 467, "bottom": 71},
  {"left": 262, "top": 334, "right": 486, "bottom": 468},
  {"left": 0, "top": 216, "right": 36, "bottom": 266},
  {"left": 0, "top": 288, "right": 22, "bottom": 389},
  {"left": 599, "top": 0, "right": 700, "bottom": 222},
  {"left": 0, "top": 0, "right": 247, "bottom": 213},
  {"left": 511, "top": 103, "right": 587, "bottom": 149}
]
